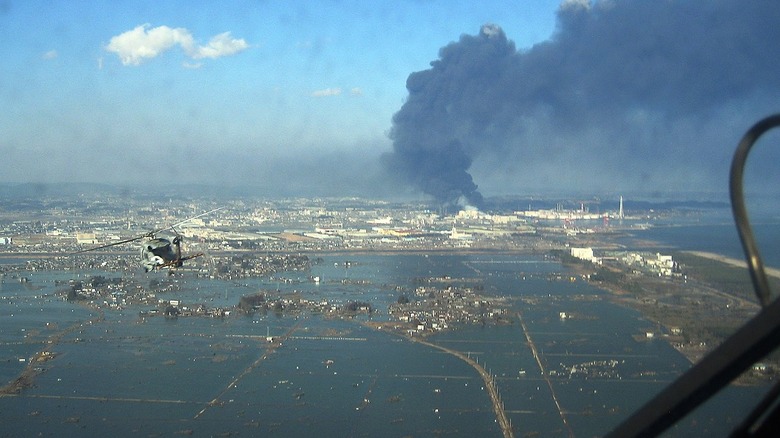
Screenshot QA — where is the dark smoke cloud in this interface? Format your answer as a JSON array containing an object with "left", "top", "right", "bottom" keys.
[{"left": 385, "top": 0, "right": 780, "bottom": 204}]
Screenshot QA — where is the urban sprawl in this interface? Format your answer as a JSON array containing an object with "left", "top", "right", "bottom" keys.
[{"left": 2, "top": 194, "right": 771, "bottom": 377}]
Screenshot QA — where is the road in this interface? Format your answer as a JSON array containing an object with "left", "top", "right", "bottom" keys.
[{"left": 409, "top": 337, "right": 514, "bottom": 438}]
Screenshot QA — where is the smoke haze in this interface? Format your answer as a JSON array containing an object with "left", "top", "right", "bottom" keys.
[{"left": 385, "top": 0, "right": 780, "bottom": 204}]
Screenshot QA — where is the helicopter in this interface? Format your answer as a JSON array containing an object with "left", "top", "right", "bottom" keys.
[{"left": 74, "top": 207, "right": 223, "bottom": 272}]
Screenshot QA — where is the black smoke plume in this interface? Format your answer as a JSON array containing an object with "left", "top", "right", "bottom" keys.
[{"left": 385, "top": 0, "right": 780, "bottom": 203}]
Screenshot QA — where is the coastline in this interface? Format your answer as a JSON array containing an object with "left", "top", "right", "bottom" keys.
[
  {"left": 683, "top": 251, "right": 780, "bottom": 279},
  {"left": 569, "top": 250, "right": 766, "bottom": 369}
]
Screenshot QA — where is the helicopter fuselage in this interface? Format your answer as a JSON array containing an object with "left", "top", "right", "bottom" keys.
[{"left": 141, "top": 237, "right": 182, "bottom": 272}]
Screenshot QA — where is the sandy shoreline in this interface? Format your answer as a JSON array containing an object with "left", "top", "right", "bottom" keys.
[{"left": 684, "top": 251, "right": 780, "bottom": 279}]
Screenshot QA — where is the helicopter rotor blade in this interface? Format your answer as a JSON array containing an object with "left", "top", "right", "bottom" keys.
[
  {"left": 72, "top": 234, "right": 149, "bottom": 254},
  {"left": 71, "top": 207, "right": 222, "bottom": 256},
  {"left": 163, "top": 207, "right": 224, "bottom": 233}
]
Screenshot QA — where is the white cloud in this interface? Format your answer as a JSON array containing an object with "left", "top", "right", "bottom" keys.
[
  {"left": 42, "top": 50, "right": 58, "bottom": 60},
  {"left": 106, "top": 24, "right": 248, "bottom": 66},
  {"left": 350, "top": 87, "right": 363, "bottom": 96},
  {"left": 480, "top": 24, "right": 502, "bottom": 38},
  {"left": 560, "top": 0, "right": 590, "bottom": 12},
  {"left": 311, "top": 88, "right": 343, "bottom": 97},
  {"left": 106, "top": 24, "right": 192, "bottom": 66},
  {"left": 191, "top": 32, "right": 249, "bottom": 59}
]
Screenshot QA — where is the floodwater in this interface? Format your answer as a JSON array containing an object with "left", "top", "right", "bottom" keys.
[{"left": 0, "top": 254, "right": 768, "bottom": 436}]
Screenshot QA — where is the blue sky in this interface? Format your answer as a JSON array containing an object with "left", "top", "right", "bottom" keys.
[
  {"left": 1, "top": 1, "right": 560, "bottom": 192},
  {"left": 3, "top": 1, "right": 780, "bottom": 201}
]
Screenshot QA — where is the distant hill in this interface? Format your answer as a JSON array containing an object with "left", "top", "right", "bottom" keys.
[
  {"left": 0, "top": 182, "right": 130, "bottom": 199},
  {"left": 0, "top": 182, "right": 256, "bottom": 200},
  {"left": 0, "top": 182, "right": 733, "bottom": 214}
]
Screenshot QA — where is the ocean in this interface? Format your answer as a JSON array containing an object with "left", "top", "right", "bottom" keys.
[
  {"left": 615, "top": 208, "right": 780, "bottom": 271},
  {"left": 0, "top": 250, "right": 771, "bottom": 436}
]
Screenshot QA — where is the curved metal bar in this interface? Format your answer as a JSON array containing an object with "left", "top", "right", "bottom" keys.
[
  {"left": 608, "top": 114, "right": 780, "bottom": 437},
  {"left": 730, "top": 114, "right": 780, "bottom": 307},
  {"left": 607, "top": 297, "right": 780, "bottom": 437}
]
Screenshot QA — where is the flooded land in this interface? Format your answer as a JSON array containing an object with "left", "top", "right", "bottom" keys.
[{"left": 0, "top": 194, "right": 775, "bottom": 436}]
